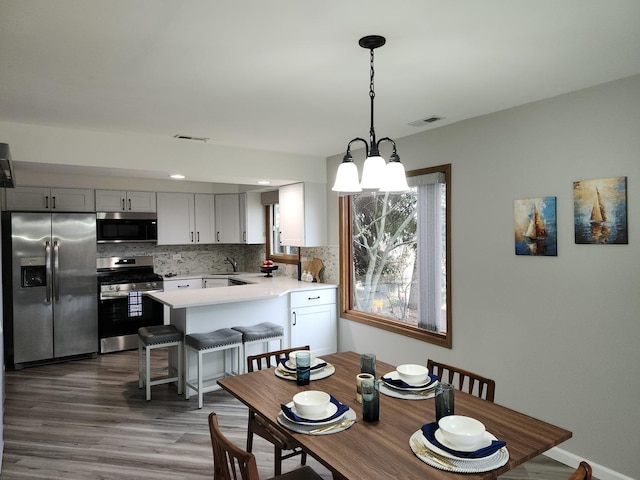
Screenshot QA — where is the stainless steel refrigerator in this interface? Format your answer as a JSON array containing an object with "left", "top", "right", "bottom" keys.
[{"left": 2, "top": 212, "right": 98, "bottom": 369}]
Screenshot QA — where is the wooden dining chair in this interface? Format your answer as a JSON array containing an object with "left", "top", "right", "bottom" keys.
[
  {"left": 208, "top": 412, "right": 322, "bottom": 480},
  {"left": 427, "top": 359, "right": 496, "bottom": 402},
  {"left": 568, "top": 461, "right": 592, "bottom": 480},
  {"left": 245, "top": 345, "right": 310, "bottom": 476}
]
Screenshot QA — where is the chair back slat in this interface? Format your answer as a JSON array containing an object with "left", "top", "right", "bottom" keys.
[
  {"left": 208, "top": 412, "right": 260, "bottom": 480},
  {"left": 427, "top": 359, "right": 496, "bottom": 402},
  {"left": 247, "top": 345, "right": 310, "bottom": 373}
]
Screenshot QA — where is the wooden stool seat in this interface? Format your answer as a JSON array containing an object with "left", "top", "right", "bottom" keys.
[
  {"left": 185, "top": 328, "right": 243, "bottom": 408},
  {"left": 138, "top": 325, "right": 183, "bottom": 401}
]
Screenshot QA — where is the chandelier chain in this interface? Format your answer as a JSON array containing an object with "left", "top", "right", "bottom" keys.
[{"left": 369, "top": 47, "right": 377, "bottom": 147}]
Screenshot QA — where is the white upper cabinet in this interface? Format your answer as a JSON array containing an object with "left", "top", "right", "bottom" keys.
[
  {"left": 214, "top": 194, "right": 241, "bottom": 243},
  {"left": 156, "top": 192, "right": 195, "bottom": 245},
  {"left": 95, "top": 190, "right": 156, "bottom": 212},
  {"left": 4, "top": 186, "right": 95, "bottom": 212},
  {"left": 194, "top": 194, "right": 216, "bottom": 244},
  {"left": 240, "top": 192, "right": 265, "bottom": 244},
  {"left": 279, "top": 182, "right": 326, "bottom": 247},
  {"left": 157, "top": 192, "right": 218, "bottom": 245}
]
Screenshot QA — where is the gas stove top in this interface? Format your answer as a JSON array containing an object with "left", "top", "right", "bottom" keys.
[{"left": 97, "top": 256, "right": 163, "bottom": 294}]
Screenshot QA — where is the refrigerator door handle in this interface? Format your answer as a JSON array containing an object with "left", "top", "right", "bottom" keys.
[
  {"left": 53, "top": 240, "right": 60, "bottom": 301},
  {"left": 45, "top": 241, "right": 52, "bottom": 304}
]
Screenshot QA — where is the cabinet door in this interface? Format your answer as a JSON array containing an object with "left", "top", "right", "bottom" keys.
[
  {"left": 279, "top": 183, "right": 304, "bottom": 246},
  {"left": 4, "top": 186, "right": 51, "bottom": 211},
  {"left": 240, "top": 192, "right": 265, "bottom": 244},
  {"left": 202, "top": 278, "right": 228, "bottom": 288},
  {"left": 215, "top": 194, "right": 241, "bottom": 243},
  {"left": 290, "top": 304, "right": 337, "bottom": 357},
  {"left": 157, "top": 192, "right": 195, "bottom": 245},
  {"left": 50, "top": 188, "right": 95, "bottom": 212},
  {"left": 126, "top": 191, "right": 156, "bottom": 212},
  {"left": 194, "top": 194, "right": 216, "bottom": 244},
  {"left": 96, "top": 190, "right": 126, "bottom": 211},
  {"left": 163, "top": 279, "right": 202, "bottom": 291}
]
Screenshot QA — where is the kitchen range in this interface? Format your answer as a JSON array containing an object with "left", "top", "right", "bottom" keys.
[{"left": 97, "top": 256, "right": 164, "bottom": 354}]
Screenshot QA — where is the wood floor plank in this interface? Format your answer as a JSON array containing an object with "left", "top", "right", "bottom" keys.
[{"left": 1, "top": 350, "right": 577, "bottom": 479}]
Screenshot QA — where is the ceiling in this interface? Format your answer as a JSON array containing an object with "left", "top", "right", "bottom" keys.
[{"left": 1, "top": 1, "right": 640, "bottom": 179}]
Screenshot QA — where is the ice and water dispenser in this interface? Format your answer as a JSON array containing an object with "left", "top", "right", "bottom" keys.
[{"left": 20, "top": 257, "right": 46, "bottom": 288}]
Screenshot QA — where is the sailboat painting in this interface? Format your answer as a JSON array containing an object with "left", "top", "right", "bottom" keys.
[
  {"left": 514, "top": 197, "right": 557, "bottom": 256},
  {"left": 573, "top": 176, "right": 627, "bottom": 244}
]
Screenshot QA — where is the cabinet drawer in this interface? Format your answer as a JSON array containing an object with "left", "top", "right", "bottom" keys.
[{"left": 290, "top": 288, "right": 336, "bottom": 308}]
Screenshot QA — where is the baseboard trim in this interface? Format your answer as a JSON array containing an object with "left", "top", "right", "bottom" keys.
[{"left": 544, "top": 446, "right": 635, "bottom": 480}]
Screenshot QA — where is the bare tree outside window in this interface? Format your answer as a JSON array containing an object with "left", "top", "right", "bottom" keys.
[{"left": 339, "top": 164, "right": 451, "bottom": 348}]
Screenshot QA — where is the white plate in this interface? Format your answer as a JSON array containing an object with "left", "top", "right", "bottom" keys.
[
  {"left": 379, "top": 382, "right": 436, "bottom": 400},
  {"left": 278, "top": 408, "right": 356, "bottom": 435},
  {"left": 284, "top": 358, "right": 324, "bottom": 370},
  {"left": 410, "top": 430, "right": 509, "bottom": 473},
  {"left": 282, "top": 401, "right": 345, "bottom": 425},
  {"left": 422, "top": 430, "right": 500, "bottom": 462},
  {"left": 275, "top": 363, "right": 335, "bottom": 381},
  {"left": 435, "top": 429, "right": 491, "bottom": 452},
  {"left": 381, "top": 371, "right": 437, "bottom": 391}
]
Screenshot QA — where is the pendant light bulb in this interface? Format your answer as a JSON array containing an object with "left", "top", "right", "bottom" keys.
[
  {"left": 379, "top": 160, "right": 410, "bottom": 192},
  {"left": 332, "top": 160, "right": 362, "bottom": 192},
  {"left": 359, "top": 155, "right": 386, "bottom": 189}
]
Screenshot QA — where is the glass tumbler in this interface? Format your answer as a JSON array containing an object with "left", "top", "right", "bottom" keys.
[
  {"left": 361, "top": 378, "right": 380, "bottom": 422},
  {"left": 360, "top": 353, "right": 376, "bottom": 377},
  {"left": 435, "top": 383, "right": 455, "bottom": 421},
  {"left": 295, "top": 351, "right": 311, "bottom": 386}
]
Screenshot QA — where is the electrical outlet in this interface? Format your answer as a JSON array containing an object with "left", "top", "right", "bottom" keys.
[{"left": 172, "top": 254, "right": 181, "bottom": 261}]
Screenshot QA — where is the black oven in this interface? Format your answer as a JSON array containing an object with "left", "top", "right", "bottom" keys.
[
  {"left": 97, "top": 256, "right": 164, "bottom": 353},
  {"left": 96, "top": 212, "right": 157, "bottom": 243}
]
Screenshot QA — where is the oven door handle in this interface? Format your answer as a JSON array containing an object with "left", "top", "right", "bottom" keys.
[{"left": 100, "top": 289, "right": 164, "bottom": 300}]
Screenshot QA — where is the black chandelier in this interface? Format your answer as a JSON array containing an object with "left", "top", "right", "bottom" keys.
[{"left": 332, "top": 35, "right": 409, "bottom": 193}]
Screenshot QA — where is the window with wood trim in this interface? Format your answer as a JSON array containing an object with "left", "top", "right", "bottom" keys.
[
  {"left": 339, "top": 164, "right": 451, "bottom": 347},
  {"left": 265, "top": 202, "right": 299, "bottom": 265}
]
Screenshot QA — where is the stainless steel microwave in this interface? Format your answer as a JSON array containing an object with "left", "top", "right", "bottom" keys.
[{"left": 96, "top": 212, "right": 157, "bottom": 243}]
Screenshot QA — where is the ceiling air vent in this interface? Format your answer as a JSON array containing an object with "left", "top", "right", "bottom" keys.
[
  {"left": 408, "top": 116, "right": 444, "bottom": 127},
  {"left": 173, "top": 134, "right": 209, "bottom": 142}
]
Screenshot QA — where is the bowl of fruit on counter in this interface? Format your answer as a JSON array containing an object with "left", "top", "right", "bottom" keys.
[{"left": 260, "top": 260, "right": 279, "bottom": 277}]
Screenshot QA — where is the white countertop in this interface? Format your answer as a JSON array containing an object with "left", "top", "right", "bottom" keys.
[{"left": 150, "top": 275, "right": 337, "bottom": 309}]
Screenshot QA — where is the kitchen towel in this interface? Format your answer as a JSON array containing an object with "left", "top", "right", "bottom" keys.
[{"left": 128, "top": 291, "right": 142, "bottom": 317}]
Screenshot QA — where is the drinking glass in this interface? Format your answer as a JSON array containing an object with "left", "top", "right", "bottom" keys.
[
  {"left": 360, "top": 353, "right": 376, "bottom": 377},
  {"left": 361, "top": 378, "right": 380, "bottom": 422},
  {"left": 356, "top": 373, "right": 375, "bottom": 403},
  {"left": 295, "top": 351, "right": 311, "bottom": 386},
  {"left": 435, "top": 383, "right": 455, "bottom": 421}
]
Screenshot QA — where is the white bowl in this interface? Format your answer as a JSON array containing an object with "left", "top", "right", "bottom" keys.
[
  {"left": 438, "top": 415, "right": 486, "bottom": 449},
  {"left": 288, "top": 350, "right": 316, "bottom": 366},
  {"left": 396, "top": 364, "right": 429, "bottom": 385},
  {"left": 293, "top": 390, "right": 330, "bottom": 418}
]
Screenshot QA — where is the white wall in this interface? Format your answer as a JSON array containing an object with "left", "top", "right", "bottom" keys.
[
  {"left": 328, "top": 75, "right": 640, "bottom": 479},
  {"left": 0, "top": 120, "right": 326, "bottom": 187}
]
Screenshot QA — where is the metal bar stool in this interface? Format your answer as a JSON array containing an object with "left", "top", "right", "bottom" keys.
[
  {"left": 184, "top": 328, "right": 243, "bottom": 409},
  {"left": 138, "top": 325, "right": 184, "bottom": 401},
  {"left": 231, "top": 322, "right": 285, "bottom": 373}
]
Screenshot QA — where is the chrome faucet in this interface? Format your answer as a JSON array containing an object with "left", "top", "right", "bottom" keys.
[{"left": 225, "top": 257, "right": 238, "bottom": 272}]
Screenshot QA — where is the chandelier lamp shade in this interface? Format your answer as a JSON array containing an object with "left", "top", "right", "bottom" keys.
[{"left": 332, "top": 35, "right": 410, "bottom": 194}]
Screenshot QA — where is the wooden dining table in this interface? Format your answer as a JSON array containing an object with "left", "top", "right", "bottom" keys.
[{"left": 217, "top": 351, "right": 572, "bottom": 480}]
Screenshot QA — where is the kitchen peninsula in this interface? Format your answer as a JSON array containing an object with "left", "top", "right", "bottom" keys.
[{"left": 149, "top": 274, "right": 337, "bottom": 379}]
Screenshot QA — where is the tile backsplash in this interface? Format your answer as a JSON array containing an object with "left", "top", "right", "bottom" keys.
[{"left": 97, "top": 243, "right": 339, "bottom": 284}]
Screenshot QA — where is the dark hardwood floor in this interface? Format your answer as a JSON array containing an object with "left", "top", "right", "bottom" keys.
[{"left": 1, "top": 350, "right": 578, "bottom": 479}]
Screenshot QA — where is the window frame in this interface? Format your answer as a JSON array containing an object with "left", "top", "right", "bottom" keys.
[
  {"left": 338, "top": 164, "right": 452, "bottom": 348},
  {"left": 265, "top": 204, "right": 300, "bottom": 265}
]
